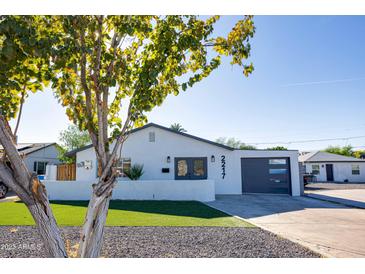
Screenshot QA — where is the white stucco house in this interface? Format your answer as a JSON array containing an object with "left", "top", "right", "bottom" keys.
[
  {"left": 45, "top": 123, "right": 301, "bottom": 201},
  {"left": 299, "top": 151, "right": 365, "bottom": 182},
  {"left": 0, "top": 143, "right": 60, "bottom": 177}
]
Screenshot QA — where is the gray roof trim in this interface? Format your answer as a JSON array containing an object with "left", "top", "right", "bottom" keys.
[
  {"left": 19, "top": 143, "right": 57, "bottom": 156},
  {"left": 65, "top": 123, "right": 235, "bottom": 157},
  {"left": 65, "top": 144, "right": 93, "bottom": 157},
  {"left": 235, "top": 148, "right": 298, "bottom": 152},
  {"left": 1, "top": 143, "right": 57, "bottom": 157}
]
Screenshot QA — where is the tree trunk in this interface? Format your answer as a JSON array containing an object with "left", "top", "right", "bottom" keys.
[
  {"left": 78, "top": 177, "right": 115, "bottom": 258},
  {"left": 0, "top": 166, "right": 67, "bottom": 257},
  {"left": 25, "top": 181, "right": 67, "bottom": 258},
  {"left": 0, "top": 115, "right": 67, "bottom": 258}
]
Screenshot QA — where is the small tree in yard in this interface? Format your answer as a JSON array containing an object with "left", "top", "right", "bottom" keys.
[
  {"left": 0, "top": 16, "right": 67, "bottom": 257},
  {"left": 50, "top": 15, "right": 255, "bottom": 258},
  {"left": 1, "top": 15, "right": 255, "bottom": 258}
]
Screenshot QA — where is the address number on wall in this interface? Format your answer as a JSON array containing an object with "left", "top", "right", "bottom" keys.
[{"left": 221, "top": 155, "right": 226, "bottom": 179}]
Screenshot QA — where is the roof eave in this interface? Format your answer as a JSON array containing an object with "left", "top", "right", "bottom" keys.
[{"left": 65, "top": 123, "right": 235, "bottom": 156}]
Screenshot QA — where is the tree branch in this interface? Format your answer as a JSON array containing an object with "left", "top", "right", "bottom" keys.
[
  {"left": 97, "top": 103, "right": 133, "bottom": 184},
  {"left": 13, "top": 87, "right": 26, "bottom": 140},
  {"left": 0, "top": 115, "right": 31, "bottom": 190},
  {"left": 94, "top": 15, "right": 108, "bottom": 168},
  {"left": 79, "top": 23, "right": 100, "bottom": 161}
]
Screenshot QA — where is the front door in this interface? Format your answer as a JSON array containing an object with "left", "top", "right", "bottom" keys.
[
  {"left": 326, "top": 164, "right": 334, "bottom": 181},
  {"left": 175, "top": 157, "right": 208, "bottom": 180}
]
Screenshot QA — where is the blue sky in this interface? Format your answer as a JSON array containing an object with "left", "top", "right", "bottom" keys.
[{"left": 11, "top": 16, "right": 365, "bottom": 151}]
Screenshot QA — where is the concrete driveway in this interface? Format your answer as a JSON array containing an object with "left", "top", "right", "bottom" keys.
[
  {"left": 206, "top": 194, "right": 365, "bottom": 258},
  {"left": 305, "top": 183, "right": 365, "bottom": 208},
  {"left": 306, "top": 189, "right": 365, "bottom": 209}
]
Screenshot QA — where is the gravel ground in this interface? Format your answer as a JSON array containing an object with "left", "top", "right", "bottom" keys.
[
  {"left": 305, "top": 182, "right": 365, "bottom": 191},
  {"left": 0, "top": 226, "right": 320, "bottom": 258}
]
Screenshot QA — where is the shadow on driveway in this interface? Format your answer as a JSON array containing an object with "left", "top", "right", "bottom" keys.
[{"left": 207, "top": 194, "right": 350, "bottom": 219}]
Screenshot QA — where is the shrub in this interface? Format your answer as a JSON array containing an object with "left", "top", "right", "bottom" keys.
[{"left": 124, "top": 164, "right": 144, "bottom": 180}]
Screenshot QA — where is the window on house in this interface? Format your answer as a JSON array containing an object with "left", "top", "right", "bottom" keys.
[
  {"left": 149, "top": 132, "right": 155, "bottom": 142},
  {"left": 269, "top": 168, "right": 287, "bottom": 174},
  {"left": 175, "top": 157, "right": 207, "bottom": 180},
  {"left": 312, "top": 164, "right": 320, "bottom": 175},
  {"left": 193, "top": 159, "right": 205, "bottom": 176},
  {"left": 352, "top": 164, "right": 360, "bottom": 175},
  {"left": 116, "top": 158, "right": 132, "bottom": 177},
  {"left": 177, "top": 159, "right": 188, "bottom": 177},
  {"left": 33, "top": 161, "right": 47, "bottom": 175},
  {"left": 269, "top": 159, "right": 287, "bottom": 165}
]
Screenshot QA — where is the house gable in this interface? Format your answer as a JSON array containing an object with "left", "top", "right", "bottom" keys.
[
  {"left": 300, "top": 151, "right": 365, "bottom": 163},
  {"left": 66, "top": 123, "right": 233, "bottom": 157}
]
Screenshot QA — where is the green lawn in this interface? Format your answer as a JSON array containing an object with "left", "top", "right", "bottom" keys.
[{"left": 0, "top": 200, "right": 254, "bottom": 227}]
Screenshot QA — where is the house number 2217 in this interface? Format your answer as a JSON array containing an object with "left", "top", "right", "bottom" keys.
[{"left": 221, "top": 155, "right": 226, "bottom": 179}]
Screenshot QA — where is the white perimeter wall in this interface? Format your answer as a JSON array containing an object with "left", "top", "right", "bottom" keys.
[
  {"left": 75, "top": 126, "right": 301, "bottom": 196},
  {"left": 44, "top": 179, "right": 215, "bottom": 202},
  {"left": 304, "top": 162, "right": 365, "bottom": 182}
]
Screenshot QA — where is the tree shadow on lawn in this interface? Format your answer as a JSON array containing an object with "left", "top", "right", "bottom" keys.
[{"left": 16, "top": 200, "right": 231, "bottom": 219}]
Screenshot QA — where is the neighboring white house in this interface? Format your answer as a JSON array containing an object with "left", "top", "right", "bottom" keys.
[
  {"left": 299, "top": 151, "right": 365, "bottom": 182},
  {"left": 45, "top": 123, "right": 301, "bottom": 201},
  {"left": 0, "top": 143, "right": 60, "bottom": 177}
]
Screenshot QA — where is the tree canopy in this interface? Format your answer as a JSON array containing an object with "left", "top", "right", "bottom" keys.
[
  {"left": 353, "top": 149, "right": 365, "bottom": 159},
  {"left": 0, "top": 16, "right": 55, "bottom": 120},
  {"left": 57, "top": 124, "right": 91, "bottom": 163},
  {"left": 323, "top": 145, "right": 365, "bottom": 159},
  {"left": 266, "top": 146, "right": 288, "bottom": 151},
  {"left": 170, "top": 123, "right": 187, "bottom": 133},
  {"left": 323, "top": 145, "right": 353, "bottom": 157},
  {"left": 216, "top": 137, "right": 256, "bottom": 150},
  {"left": 47, "top": 16, "right": 254, "bottom": 150}
]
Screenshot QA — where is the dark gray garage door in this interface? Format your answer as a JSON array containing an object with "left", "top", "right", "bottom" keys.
[{"left": 241, "top": 158, "right": 291, "bottom": 194}]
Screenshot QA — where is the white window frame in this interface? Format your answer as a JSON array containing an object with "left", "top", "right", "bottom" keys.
[
  {"left": 351, "top": 164, "right": 360, "bottom": 175},
  {"left": 312, "top": 164, "right": 320, "bottom": 175},
  {"left": 269, "top": 159, "right": 287, "bottom": 165},
  {"left": 116, "top": 158, "right": 132, "bottom": 177},
  {"left": 34, "top": 161, "right": 48, "bottom": 175}
]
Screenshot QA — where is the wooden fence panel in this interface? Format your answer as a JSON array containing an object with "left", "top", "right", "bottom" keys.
[{"left": 57, "top": 163, "right": 76, "bottom": 181}]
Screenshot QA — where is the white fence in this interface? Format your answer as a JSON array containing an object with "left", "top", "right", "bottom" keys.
[{"left": 43, "top": 179, "right": 216, "bottom": 202}]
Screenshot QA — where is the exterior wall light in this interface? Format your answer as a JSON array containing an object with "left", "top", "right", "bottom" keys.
[
  {"left": 211, "top": 155, "right": 215, "bottom": 163},
  {"left": 167, "top": 156, "right": 171, "bottom": 163}
]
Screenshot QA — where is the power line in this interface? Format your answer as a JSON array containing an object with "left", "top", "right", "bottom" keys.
[
  {"left": 281, "top": 76, "right": 365, "bottom": 87},
  {"left": 246, "top": 135, "right": 365, "bottom": 145}
]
